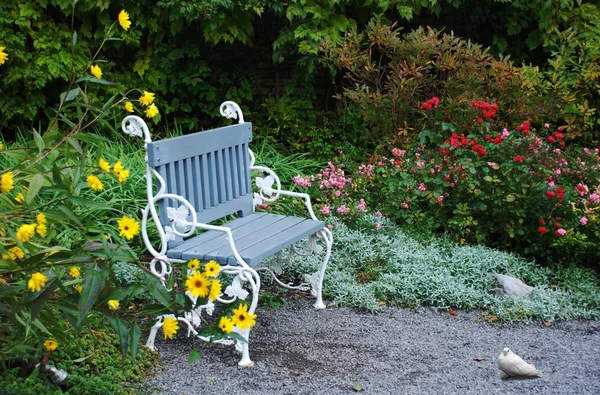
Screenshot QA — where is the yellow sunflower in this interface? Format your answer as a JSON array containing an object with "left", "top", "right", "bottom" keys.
[
  {"left": 162, "top": 316, "right": 179, "bottom": 340},
  {"left": 124, "top": 101, "right": 134, "bottom": 113},
  {"left": 208, "top": 279, "right": 222, "bottom": 301},
  {"left": 44, "top": 339, "right": 58, "bottom": 351},
  {"left": 118, "top": 10, "right": 131, "bottom": 31},
  {"left": 108, "top": 300, "right": 120, "bottom": 310},
  {"left": 231, "top": 303, "right": 256, "bottom": 330},
  {"left": 187, "top": 259, "right": 200, "bottom": 271},
  {"left": 90, "top": 64, "right": 102, "bottom": 79},
  {"left": 185, "top": 270, "right": 209, "bottom": 298},
  {"left": 219, "top": 316, "right": 234, "bottom": 333},
  {"left": 144, "top": 103, "right": 159, "bottom": 118},
  {"left": 0, "top": 46, "right": 8, "bottom": 65},
  {"left": 204, "top": 260, "right": 220, "bottom": 277},
  {"left": 117, "top": 216, "right": 140, "bottom": 240}
]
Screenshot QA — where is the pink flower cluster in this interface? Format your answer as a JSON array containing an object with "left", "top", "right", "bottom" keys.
[
  {"left": 293, "top": 175, "right": 312, "bottom": 188},
  {"left": 317, "top": 162, "right": 352, "bottom": 191}
]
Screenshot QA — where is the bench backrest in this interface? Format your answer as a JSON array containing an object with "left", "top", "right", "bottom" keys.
[{"left": 146, "top": 123, "right": 253, "bottom": 226}]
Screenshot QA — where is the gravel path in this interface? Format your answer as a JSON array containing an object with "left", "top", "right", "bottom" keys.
[{"left": 148, "top": 293, "right": 600, "bottom": 394}]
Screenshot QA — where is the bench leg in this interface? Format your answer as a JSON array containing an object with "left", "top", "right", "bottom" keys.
[
  {"left": 238, "top": 330, "right": 253, "bottom": 367},
  {"left": 313, "top": 229, "right": 333, "bottom": 309}
]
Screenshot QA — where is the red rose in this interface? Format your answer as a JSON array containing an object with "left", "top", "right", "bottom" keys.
[
  {"left": 548, "top": 136, "right": 555, "bottom": 143},
  {"left": 546, "top": 191, "right": 556, "bottom": 197},
  {"left": 539, "top": 219, "right": 545, "bottom": 225},
  {"left": 477, "top": 118, "right": 483, "bottom": 124},
  {"left": 538, "top": 227, "right": 546, "bottom": 235}
]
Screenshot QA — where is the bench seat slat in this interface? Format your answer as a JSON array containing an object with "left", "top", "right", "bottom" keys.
[{"left": 168, "top": 213, "right": 324, "bottom": 266}]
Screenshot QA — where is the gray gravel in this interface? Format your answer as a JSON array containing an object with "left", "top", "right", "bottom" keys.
[{"left": 148, "top": 293, "right": 600, "bottom": 394}]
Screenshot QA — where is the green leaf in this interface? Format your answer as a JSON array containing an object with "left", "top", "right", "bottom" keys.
[
  {"left": 188, "top": 349, "right": 202, "bottom": 364},
  {"left": 106, "top": 315, "right": 128, "bottom": 357},
  {"left": 32, "top": 318, "right": 53, "bottom": 336},
  {"left": 75, "top": 76, "right": 115, "bottom": 85},
  {"left": 59, "top": 87, "right": 82, "bottom": 103},
  {"left": 30, "top": 278, "right": 58, "bottom": 320},
  {"left": 78, "top": 266, "right": 106, "bottom": 325},
  {"left": 506, "top": 194, "right": 516, "bottom": 202},
  {"left": 72, "top": 31, "right": 77, "bottom": 48},
  {"left": 143, "top": 271, "right": 172, "bottom": 307},
  {"left": 67, "top": 137, "right": 83, "bottom": 155},
  {"left": 58, "top": 204, "right": 83, "bottom": 226},
  {"left": 137, "top": 303, "right": 170, "bottom": 316},
  {"left": 484, "top": 176, "right": 493, "bottom": 182},
  {"left": 33, "top": 129, "right": 45, "bottom": 153},
  {"left": 129, "top": 320, "right": 142, "bottom": 363},
  {"left": 225, "top": 331, "right": 246, "bottom": 344},
  {"left": 69, "top": 196, "right": 111, "bottom": 209},
  {"left": 26, "top": 174, "right": 45, "bottom": 204}
]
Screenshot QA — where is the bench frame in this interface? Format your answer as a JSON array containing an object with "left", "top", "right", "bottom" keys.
[{"left": 121, "top": 101, "right": 332, "bottom": 366}]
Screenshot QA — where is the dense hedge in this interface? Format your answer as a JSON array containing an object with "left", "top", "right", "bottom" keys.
[{"left": 1, "top": 1, "right": 598, "bottom": 141}]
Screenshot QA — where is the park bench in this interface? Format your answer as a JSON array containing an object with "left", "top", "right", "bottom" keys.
[{"left": 121, "top": 101, "right": 333, "bottom": 366}]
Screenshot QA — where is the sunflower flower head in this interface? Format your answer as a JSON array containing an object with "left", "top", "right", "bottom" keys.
[
  {"left": 1, "top": 172, "right": 14, "bottom": 194},
  {"left": 17, "top": 224, "right": 36, "bottom": 243},
  {"left": 99, "top": 158, "right": 111, "bottom": 173},
  {"left": 118, "top": 10, "right": 131, "bottom": 31},
  {"left": 208, "top": 279, "right": 222, "bottom": 301},
  {"left": 108, "top": 300, "right": 120, "bottom": 310},
  {"left": 28, "top": 272, "right": 47, "bottom": 292},
  {"left": 124, "top": 101, "right": 134, "bottom": 113},
  {"left": 219, "top": 316, "right": 234, "bottom": 333},
  {"left": 44, "top": 339, "right": 58, "bottom": 351},
  {"left": 162, "top": 316, "right": 179, "bottom": 340},
  {"left": 0, "top": 46, "right": 8, "bottom": 65},
  {"left": 231, "top": 303, "right": 256, "bottom": 330},
  {"left": 90, "top": 64, "right": 102, "bottom": 79},
  {"left": 185, "top": 270, "right": 209, "bottom": 298},
  {"left": 144, "top": 103, "right": 159, "bottom": 118},
  {"left": 187, "top": 259, "right": 200, "bottom": 271},
  {"left": 117, "top": 216, "right": 140, "bottom": 240},
  {"left": 87, "top": 174, "right": 103, "bottom": 192},
  {"left": 204, "top": 260, "right": 221, "bottom": 277}
]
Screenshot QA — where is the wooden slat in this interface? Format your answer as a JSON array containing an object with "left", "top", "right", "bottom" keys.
[
  {"left": 200, "top": 154, "right": 210, "bottom": 210},
  {"left": 184, "top": 157, "right": 195, "bottom": 210},
  {"left": 240, "top": 143, "right": 249, "bottom": 194},
  {"left": 146, "top": 123, "right": 252, "bottom": 166},
  {"left": 191, "top": 155, "right": 203, "bottom": 211},
  {"left": 168, "top": 213, "right": 271, "bottom": 258},
  {"left": 229, "top": 218, "right": 323, "bottom": 265},
  {"left": 215, "top": 149, "right": 226, "bottom": 204},
  {"left": 223, "top": 148, "right": 233, "bottom": 201}
]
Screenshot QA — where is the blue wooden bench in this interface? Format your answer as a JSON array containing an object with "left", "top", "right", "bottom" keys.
[{"left": 121, "top": 101, "right": 333, "bottom": 366}]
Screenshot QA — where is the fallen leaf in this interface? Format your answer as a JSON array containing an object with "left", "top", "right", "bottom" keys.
[
  {"left": 544, "top": 321, "right": 553, "bottom": 327},
  {"left": 486, "top": 315, "right": 499, "bottom": 322},
  {"left": 289, "top": 369, "right": 302, "bottom": 376},
  {"left": 464, "top": 341, "right": 471, "bottom": 345},
  {"left": 473, "top": 357, "right": 486, "bottom": 361},
  {"left": 353, "top": 381, "right": 364, "bottom": 392},
  {"left": 448, "top": 309, "right": 458, "bottom": 316}
]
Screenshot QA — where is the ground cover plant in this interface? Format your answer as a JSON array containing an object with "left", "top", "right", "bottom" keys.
[{"left": 283, "top": 216, "right": 600, "bottom": 322}]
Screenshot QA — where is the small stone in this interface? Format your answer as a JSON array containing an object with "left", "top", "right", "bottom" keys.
[{"left": 490, "top": 273, "right": 534, "bottom": 298}]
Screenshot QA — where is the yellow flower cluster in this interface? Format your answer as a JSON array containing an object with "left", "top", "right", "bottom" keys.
[
  {"left": 1, "top": 171, "right": 14, "bottom": 194},
  {"left": 219, "top": 303, "right": 256, "bottom": 333},
  {"left": 2, "top": 246, "right": 24, "bottom": 261},
  {"left": 90, "top": 64, "right": 102, "bottom": 79},
  {"left": 108, "top": 300, "right": 120, "bottom": 310},
  {"left": 184, "top": 260, "right": 222, "bottom": 300},
  {"left": 87, "top": 158, "right": 131, "bottom": 192},
  {"left": 28, "top": 272, "right": 47, "bottom": 292},
  {"left": 125, "top": 90, "right": 159, "bottom": 119}
]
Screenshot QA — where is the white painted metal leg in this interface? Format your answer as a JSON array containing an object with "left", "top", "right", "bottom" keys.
[
  {"left": 313, "top": 229, "right": 333, "bottom": 309},
  {"left": 238, "top": 331, "right": 254, "bottom": 367},
  {"left": 145, "top": 318, "right": 163, "bottom": 350}
]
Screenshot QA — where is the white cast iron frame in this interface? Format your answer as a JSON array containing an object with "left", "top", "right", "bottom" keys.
[{"left": 121, "top": 101, "right": 332, "bottom": 367}]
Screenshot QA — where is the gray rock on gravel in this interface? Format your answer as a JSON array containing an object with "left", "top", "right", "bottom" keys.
[{"left": 147, "top": 294, "right": 599, "bottom": 395}]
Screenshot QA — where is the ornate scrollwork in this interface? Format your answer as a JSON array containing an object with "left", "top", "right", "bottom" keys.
[
  {"left": 121, "top": 115, "right": 152, "bottom": 143},
  {"left": 219, "top": 101, "right": 245, "bottom": 124}
]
